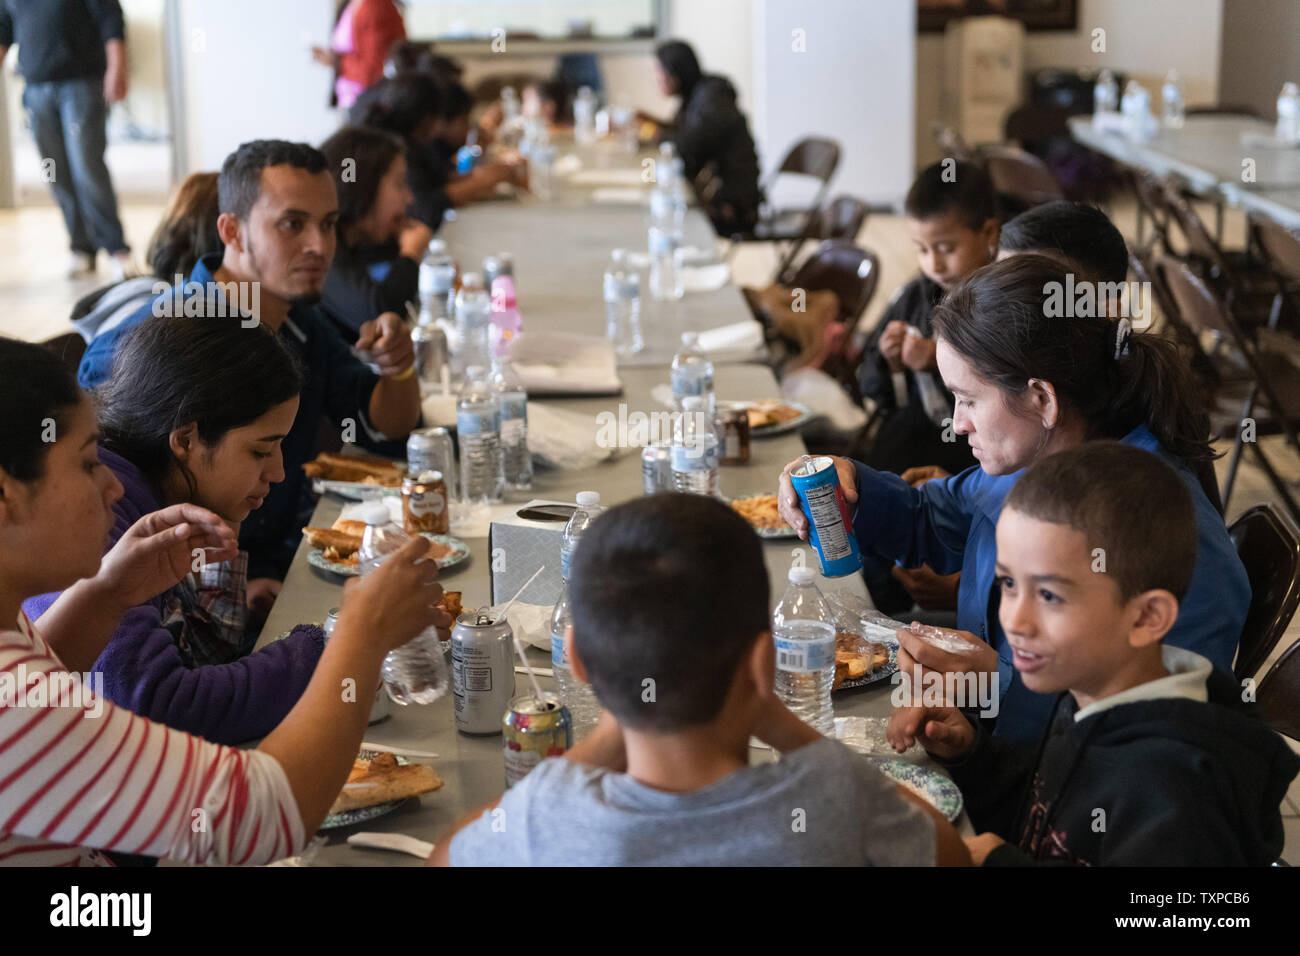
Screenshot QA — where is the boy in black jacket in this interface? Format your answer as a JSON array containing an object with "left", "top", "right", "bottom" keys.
[{"left": 889, "top": 442, "right": 1299, "bottom": 865}]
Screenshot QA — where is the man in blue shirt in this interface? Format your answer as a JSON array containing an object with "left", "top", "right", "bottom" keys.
[{"left": 81, "top": 140, "right": 422, "bottom": 587}]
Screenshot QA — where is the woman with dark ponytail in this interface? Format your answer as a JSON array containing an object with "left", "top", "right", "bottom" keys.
[{"left": 778, "top": 254, "right": 1249, "bottom": 742}]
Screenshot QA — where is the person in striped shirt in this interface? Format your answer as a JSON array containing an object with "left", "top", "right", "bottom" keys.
[{"left": 0, "top": 336, "right": 446, "bottom": 865}]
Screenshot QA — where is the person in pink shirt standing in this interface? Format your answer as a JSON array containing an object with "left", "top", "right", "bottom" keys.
[{"left": 313, "top": 0, "right": 407, "bottom": 111}]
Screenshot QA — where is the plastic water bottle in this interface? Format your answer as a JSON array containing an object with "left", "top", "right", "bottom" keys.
[
  {"left": 1277, "top": 82, "right": 1300, "bottom": 146},
  {"left": 649, "top": 226, "right": 683, "bottom": 300},
  {"left": 490, "top": 357, "right": 532, "bottom": 492},
  {"left": 420, "top": 240, "right": 455, "bottom": 320},
  {"left": 550, "top": 583, "right": 600, "bottom": 739},
  {"left": 772, "top": 566, "right": 836, "bottom": 735},
  {"left": 671, "top": 396, "right": 720, "bottom": 496},
  {"left": 1121, "top": 80, "right": 1153, "bottom": 139},
  {"left": 457, "top": 365, "right": 504, "bottom": 503},
  {"left": 552, "top": 491, "right": 603, "bottom": 738},
  {"left": 1162, "top": 69, "right": 1185, "bottom": 129},
  {"left": 454, "top": 273, "right": 492, "bottom": 374},
  {"left": 573, "top": 86, "right": 597, "bottom": 146},
  {"left": 354, "top": 501, "right": 451, "bottom": 706},
  {"left": 670, "top": 331, "right": 715, "bottom": 415},
  {"left": 1093, "top": 69, "right": 1119, "bottom": 116},
  {"left": 488, "top": 275, "right": 522, "bottom": 359},
  {"left": 603, "top": 249, "right": 643, "bottom": 357},
  {"left": 560, "top": 491, "right": 602, "bottom": 582}
]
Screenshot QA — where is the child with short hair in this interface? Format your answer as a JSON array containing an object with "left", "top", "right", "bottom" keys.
[
  {"left": 888, "top": 442, "right": 1298, "bottom": 866},
  {"left": 433, "top": 494, "right": 969, "bottom": 867}
]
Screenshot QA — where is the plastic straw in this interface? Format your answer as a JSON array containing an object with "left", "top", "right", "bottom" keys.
[{"left": 499, "top": 565, "right": 548, "bottom": 703}]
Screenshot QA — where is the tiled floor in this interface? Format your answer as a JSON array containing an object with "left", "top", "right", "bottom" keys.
[{"left": 1, "top": 190, "right": 1297, "bottom": 863}]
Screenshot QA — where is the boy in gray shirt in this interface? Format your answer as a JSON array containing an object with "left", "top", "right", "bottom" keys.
[{"left": 431, "top": 494, "right": 968, "bottom": 867}]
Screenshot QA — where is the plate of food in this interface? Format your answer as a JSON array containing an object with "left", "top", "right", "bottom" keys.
[
  {"left": 304, "top": 451, "right": 405, "bottom": 500},
  {"left": 871, "top": 758, "right": 964, "bottom": 822},
  {"left": 303, "top": 518, "right": 471, "bottom": 577},
  {"left": 321, "top": 750, "right": 444, "bottom": 830},
  {"left": 729, "top": 493, "right": 797, "bottom": 538},
  {"left": 743, "top": 401, "right": 814, "bottom": 437},
  {"left": 833, "top": 631, "right": 898, "bottom": 692}
]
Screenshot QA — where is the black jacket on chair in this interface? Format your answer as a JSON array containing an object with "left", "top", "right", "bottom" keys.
[{"left": 665, "top": 75, "right": 762, "bottom": 235}]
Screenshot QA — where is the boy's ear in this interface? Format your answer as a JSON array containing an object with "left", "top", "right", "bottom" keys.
[
  {"left": 746, "top": 630, "right": 775, "bottom": 702},
  {"left": 1127, "top": 589, "right": 1180, "bottom": 649},
  {"left": 564, "top": 624, "right": 589, "bottom": 684},
  {"left": 979, "top": 217, "right": 1001, "bottom": 254}
]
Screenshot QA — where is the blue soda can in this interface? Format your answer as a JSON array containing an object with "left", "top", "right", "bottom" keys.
[
  {"left": 789, "top": 455, "right": 862, "bottom": 577},
  {"left": 456, "top": 145, "right": 482, "bottom": 174}
]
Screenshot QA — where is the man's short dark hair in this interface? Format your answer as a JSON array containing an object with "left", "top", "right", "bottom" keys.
[
  {"left": 437, "top": 80, "right": 472, "bottom": 121},
  {"left": 569, "top": 494, "right": 770, "bottom": 732},
  {"left": 1000, "top": 200, "right": 1130, "bottom": 285},
  {"left": 904, "top": 160, "right": 998, "bottom": 230},
  {"left": 218, "top": 140, "right": 329, "bottom": 219},
  {"left": 1004, "top": 442, "right": 1197, "bottom": 600}
]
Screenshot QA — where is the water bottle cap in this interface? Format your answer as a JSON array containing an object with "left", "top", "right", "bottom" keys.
[
  {"left": 428, "top": 239, "right": 447, "bottom": 255},
  {"left": 681, "top": 331, "right": 698, "bottom": 346},
  {"left": 1283, "top": 82, "right": 1299, "bottom": 96},
  {"left": 611, "top": 248, "right": 627, "bottom": 263},
  {"left": 356, "top": 501, "right": 393, "bottom": 526},
  {"left": 462, "top": 272, "right": 484, "bottom": 289},
  {"left": 788, "top": 566, "right": 816, "bottom": 585},
  {"left": 576, "top": 491, "right": 601, "bottom": 508}
]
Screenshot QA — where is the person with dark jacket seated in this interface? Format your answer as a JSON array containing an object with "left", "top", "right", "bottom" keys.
[
  {"left": 889, "top": 443, "right": 1297, "bottom": 866},
  {"left": 78, "top": 139, "right": 422, "bottom": 581},
  {"left": 643, "top": 40, "right": 762, "bottom": 236},
  {"left": 319, "top": 126, "right": 429, "bottom": 340}
]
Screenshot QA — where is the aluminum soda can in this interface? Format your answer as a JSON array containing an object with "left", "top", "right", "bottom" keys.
[
  {"left": 452, "top": 611, "right": 517, "bottom": 735},
  {"left": 641, "top": 441, "right": 673, "bottom": 494},
  {"left": 789, "top": 455, "right": 862, "bottom": 577},
  {"left": 502, "top": 692, "right": 572, "bottom": 787}
]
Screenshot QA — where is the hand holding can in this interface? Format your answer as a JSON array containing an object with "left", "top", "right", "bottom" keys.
[
  {"left": 786, "top": 455, "right": 862, "bottom": 577},
  {"left": 778, "top": 454, "right": 860, "bottom": 540}
]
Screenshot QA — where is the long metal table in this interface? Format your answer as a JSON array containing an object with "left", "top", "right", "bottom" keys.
[{"left": 253, "top": 363, "right": 922, "bottom": 866}]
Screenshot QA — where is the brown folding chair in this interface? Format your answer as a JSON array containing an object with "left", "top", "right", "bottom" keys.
[
  {"left": 1229, "top": 504, "right": 1300, "bottom": 680},
  {"left": 736, "top": 136, "right": 840, "bottom": 247},
  {"left": 774, "top": 194, "right": 870, "bottom": 284},
  {"left": 979, "top": 144, "right": 1065, "bottom": 216},
  {"left": 1156, "top": 254, "right": 1300, "bottom": 522},
  {"left": 1257, "top": 636, "right": 1300, "bottom": 742},
  {"left": 1251, "top": 217, "right": 1300, "bottom": 335}
]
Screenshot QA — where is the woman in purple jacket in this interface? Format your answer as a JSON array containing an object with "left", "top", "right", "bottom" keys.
[{"left": 25, "top": 316, "right": 324, "bottom": 745}]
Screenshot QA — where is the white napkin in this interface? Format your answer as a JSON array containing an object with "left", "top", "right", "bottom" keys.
[
  {"left": 419, "top": 391, "right": 458, "bottom": 429},
  {"left": 506, "top": 331, "right": 622, "bottom": 395},
  {"left": 527, "top": 401, "right": 627, "bottom": 470},
  {"left": 681, "top": 263, "right": 731, "bottom": 293},
  {"left": 591, "top": 187, "right": 650, "bottom": 205},
  {"left": 553, "top": 153, "right": 583, "bottom": 177},
  {"left": 695, "top": 320, "right": 765, "bottom": 356},
  {"left": 569, "top": 168, "right": 648, "bottom": 187},
  {"left": 479, "top": 602, "right": 553, "bottom": 652}
]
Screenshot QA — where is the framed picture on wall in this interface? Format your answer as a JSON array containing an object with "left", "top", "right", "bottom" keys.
[{"left": 918, "top": 0, "right": 1078, "bottom": 33}]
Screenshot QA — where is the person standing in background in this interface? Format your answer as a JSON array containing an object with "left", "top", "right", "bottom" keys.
[
  {"left": 313, "top": 0, "right": 407, "bottom": 112},
  {"left": 0, "top": 0, "right": 132, "bottom": 280}
]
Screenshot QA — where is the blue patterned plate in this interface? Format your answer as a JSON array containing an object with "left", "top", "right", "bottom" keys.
[
  {"left": 748, "top": 401, "right": 814, "bottom": 437},
  {"left": 870, "top": 757, "right": 964, "bottom": 822},
  {"left": 728, "top": 494, "right": 797, "bottom": 539},
  {"left": 307, "top": 533, "right": 471, "bottom": 578},
  {"left": 320, "top": 749, "right": 411, "bottom": 831},
  {"left": 834, "top": 641, "right": 898, "bottom": 692}
]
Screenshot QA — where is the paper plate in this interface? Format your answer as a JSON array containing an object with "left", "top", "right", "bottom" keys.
[
  {"left": 871, "top": 758, "right": 964, "bottom": 822},
  {"left": 320, "top": 750, "right": 411, "bottom": 831},
  {"left": 307, "top": 534, "right": 472, "bottom": 578},
  {"left": 747, "top": 402, "right": 814, "bottom": 437}
]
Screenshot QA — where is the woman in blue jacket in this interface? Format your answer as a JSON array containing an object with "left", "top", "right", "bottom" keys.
[{"left": 779, "top": 254, "right": 1249, "bottom": 742}]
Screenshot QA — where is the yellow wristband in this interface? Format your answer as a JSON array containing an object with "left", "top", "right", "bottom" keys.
[{"left": 389, "top": 365, "right": 416, "bottom": 382}]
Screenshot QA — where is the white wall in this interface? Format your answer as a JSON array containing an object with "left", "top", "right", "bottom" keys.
[
  {"left": 753, "top": 0, "right": 915, "bottom": 208},
  {"left": 916, "top": 0, "right": 1225, "bottom": 168},
  {"left": 1219, "top": 0, "right": 1300, "bottom": 118},
  {"left": 175, "top": 0, "right": 340, "bottom": 173}
]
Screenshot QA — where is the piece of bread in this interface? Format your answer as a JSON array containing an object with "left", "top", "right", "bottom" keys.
[
  {"left": 832, "top": 632, "right": 891, "bottom": 690},
  {"left": 303, "top": 526, "right": 362, "bottom": 556},
  {"left": 303, "top": 452, "right": 404, "bottom": 486},
  {"left": 328, "top": 752, "right": 444, "bottom": 814},
  {"left": 304, "top": 524, "right": 453, "bottom": 566},
  {"left": 440, "top": 590, "right": 462, "bottom": 618}
]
